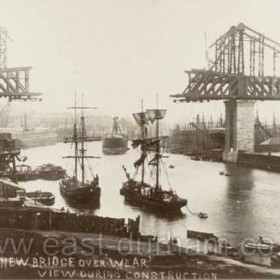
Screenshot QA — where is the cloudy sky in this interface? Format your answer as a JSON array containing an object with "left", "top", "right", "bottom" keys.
[{"left": 0, "top": 0, "right": 280, "bottom": 123}]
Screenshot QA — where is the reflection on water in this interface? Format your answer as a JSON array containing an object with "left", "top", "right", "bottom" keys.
[{"left": 19, "top": 142, "right": 280, "bottom": 245}]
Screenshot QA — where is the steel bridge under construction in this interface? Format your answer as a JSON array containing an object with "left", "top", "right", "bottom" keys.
[{"left": 171, "top": 23, "right": 280, "bottom": 162}]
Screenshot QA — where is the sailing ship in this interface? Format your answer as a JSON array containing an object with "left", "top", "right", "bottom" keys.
[
  {"left": 59, "top": 101, "right": 101, "bottom": 205},
  {"left": 120, "top": 108, "right": 187, "bottom": 213},
  {"left": 102, "top": 117, "right": 128, "bottom": 155}
]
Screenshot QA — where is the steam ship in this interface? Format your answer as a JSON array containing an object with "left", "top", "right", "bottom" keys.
[{"left": 102, "top": 117, "right": 128, "bottom": 155}]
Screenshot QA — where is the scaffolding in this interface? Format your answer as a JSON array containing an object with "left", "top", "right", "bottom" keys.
[
  {"left": 0, "top": 26, "right": 41, "bottom": 182},
  {"left": 0, "top": 26, "right": 41, "bottom": 101},
  {"left": 171, "top": 23, "right": 280, "bottom": 102}
]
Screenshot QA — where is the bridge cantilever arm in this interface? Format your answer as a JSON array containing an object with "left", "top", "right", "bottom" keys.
[
  {"left": 0, "top": 67, "right": 33, "bottom": 73},
  {"left": 243, "top": 32, "right": 280, "bottom": 53},
  {"left": 243, "top": 23, "right": 280, "bottom": 48}
]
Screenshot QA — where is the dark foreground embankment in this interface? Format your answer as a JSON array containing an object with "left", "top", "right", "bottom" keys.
[{"left": 0, "top": 228, "right": 280, "bottom": 279}]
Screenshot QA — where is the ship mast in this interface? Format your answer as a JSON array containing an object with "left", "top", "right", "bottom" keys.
[
  {"left": 141, "top": 100, "right": 145, "bottom": 184},
  {"left": 64, "top": 94, "right": 98, "bottom": 185},
  {"left": 155, "top": 114, "right": 160, "bottom": 190},
  {"left": 74, "top": 93, "right": 78, "bottom": 182},
  {"left": 81, "top": 95, "right": 85, "bottom": 186},
  {"left": 146, "top": 96, "right": 166, "bottom": 190},
  {"left": 132, "top": 101, "right": 149, "bottom": 184},
  {"left": 155, "top": 95, "right": 160, "bottom": 190}
]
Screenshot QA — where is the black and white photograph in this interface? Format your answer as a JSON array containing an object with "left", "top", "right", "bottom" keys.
[{"left": 0, "top": 0, "right": 280, "bottom": 279}]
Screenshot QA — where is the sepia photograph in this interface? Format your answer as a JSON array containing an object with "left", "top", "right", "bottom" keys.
[{"left": 0, "top": 0, "right": 280, "bottom": 279}]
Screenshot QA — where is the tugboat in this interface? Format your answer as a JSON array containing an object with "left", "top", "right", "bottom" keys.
[
  {"left": 244, "top": 236, "right": 274, "bottom": 254},
  {"left": 15, "top": 164, "right": 39, "bottom": 181},
  {"left": 36, "top": 163, "right": 66, "bottom": 180},
  {"left": 120, "top": 107, "right": 187, "bottom": 213},
  {"left": 59, "top": 98, "right": 101, "bottom": 206},
  {"left": 102, "top": 117, "right": 128, "bottom": 155},
  {"left": 6, "top": 163, "right": 65, "bottom": 181}
]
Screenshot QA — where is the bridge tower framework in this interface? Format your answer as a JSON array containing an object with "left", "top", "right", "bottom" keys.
[
  {"left": 0, "top": 26, "right": 41, "bottom": 182},
  {"left": 171, "top": 23, "right": 280, "bottom": 162}
]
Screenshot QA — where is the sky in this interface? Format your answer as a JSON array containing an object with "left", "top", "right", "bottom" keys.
[{"left": 1, "top": 0, "right": 280, "bottom": 124}]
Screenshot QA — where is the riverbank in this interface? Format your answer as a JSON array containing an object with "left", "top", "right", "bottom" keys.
[{"left": 1, "top": 228, "right": 280, "bottom": 279}]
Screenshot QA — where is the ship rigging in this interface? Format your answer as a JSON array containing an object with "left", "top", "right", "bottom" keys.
[
  {"left": 120, "top": 105, "right": 187, "bottom": 213},
  {"left": 59, "top": 96, "right": 101, "bottom": 206}
]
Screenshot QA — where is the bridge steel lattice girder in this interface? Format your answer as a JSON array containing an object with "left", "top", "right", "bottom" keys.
[
  {"left": 0, "top": 67, "right": 41, "bottom": 101},
  {"left": 171, "top": 70, "right": 280, "bottom": 102}
]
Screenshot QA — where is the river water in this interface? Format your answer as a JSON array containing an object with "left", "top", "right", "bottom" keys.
[{"left": 19, "top": 141, "right": 280, "bottom": 246}]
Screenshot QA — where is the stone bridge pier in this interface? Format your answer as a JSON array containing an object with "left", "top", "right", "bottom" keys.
[
  {"left": 223, "top": 100, "right": 256, "bottom": 163},
  {"left": 171, "top": 24, "right": 280, "bottom": 161}
]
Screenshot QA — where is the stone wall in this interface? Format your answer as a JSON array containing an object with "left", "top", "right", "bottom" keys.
[
  {"left": 238, "top": 152, "right": 280, "bottom": 172},
  {"left": 223, "top": 100, "right": 255, "bottom": 162},
  {"left": 236, "top": 100, "right": 255, "bottom": 152}
]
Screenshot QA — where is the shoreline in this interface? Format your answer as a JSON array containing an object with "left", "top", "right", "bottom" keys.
[{"left": 0, "top": 228, "right": 280, "bottom": 279}]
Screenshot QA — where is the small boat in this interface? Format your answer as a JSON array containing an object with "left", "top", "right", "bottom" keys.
[
  {"left": 5, "top": 164, "right": 39, "bottom": 181},
  {"left": 169, "top": 164, "right": 175, "bottom": 169},
  {"left": 244, "top": 242, "right": 273, "bottom": 253},
  {"left": 37, "top": 163, "right": 66, "bottom": 180},
  {"left": 16, "top": 164, "right": 40, "bottom": 181},
  {"left": 59, "top": 97, "right": 101, "bottom": 206},
  {"left": 120, "top": 108, "right": 187, "bottom": 214},
  {"left": 26, "top": 191, "right": 55, "bottom": 206},
  {"left": 187, "top": 230, "right": 218, "bottom": 242},
  {"left": 102, "top": 117, "right": 128, "bottom": 155},
  {"left": 265, "top": 242, "right": 280, "bottom": 253},
  {"left": 197, "top": 212, "right": 208, "bottom": 219},
  {"left": 5, "top": 164, "right": 65, "bottom": 181}
]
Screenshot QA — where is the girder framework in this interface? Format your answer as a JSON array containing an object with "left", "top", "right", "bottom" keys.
[
  {"left": 171, "top": 23, "right": 280, "bottom": 102},
  {"left": 0, "top": 26, "right": 7, "bottom": 69},
  {"left": 0, "top": 27, "right": 41, "bottom": 101},
  {"left": 0, "top": 67, "right": 40, "bottom": 100}
]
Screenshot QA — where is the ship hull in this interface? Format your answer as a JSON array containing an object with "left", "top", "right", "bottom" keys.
[
  {"left": 37, "top": 164, "right": 66, "bottom": 180},
  {"left": 59, "top": 181, "right": 101, "bottom": 205},
  {"left": 120, "top": 182, "right": 187, "bottom": 213},
  {"left": 0, "top": 128, "right": 58, "bottom": 149},
  {"left": 7, "top": 167, "right": 65, "bottom": 181},
  {"left": 39, "top": 170, "right": 65, "bottom": 180},
  {"left": 26, "top": 192, "right": 55, "bottom": 206},
  {"left": 16, "top": 172, "right": 39, "bottom": 181},
  {"left": 102, "top": 136, "right": 128, "bottom": 155},
  {"left": 102, "top": 147, "right": 128, "bottom": 155},
  {"left": 15, "top": 132, "right": 58, "bottom": 149}
]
